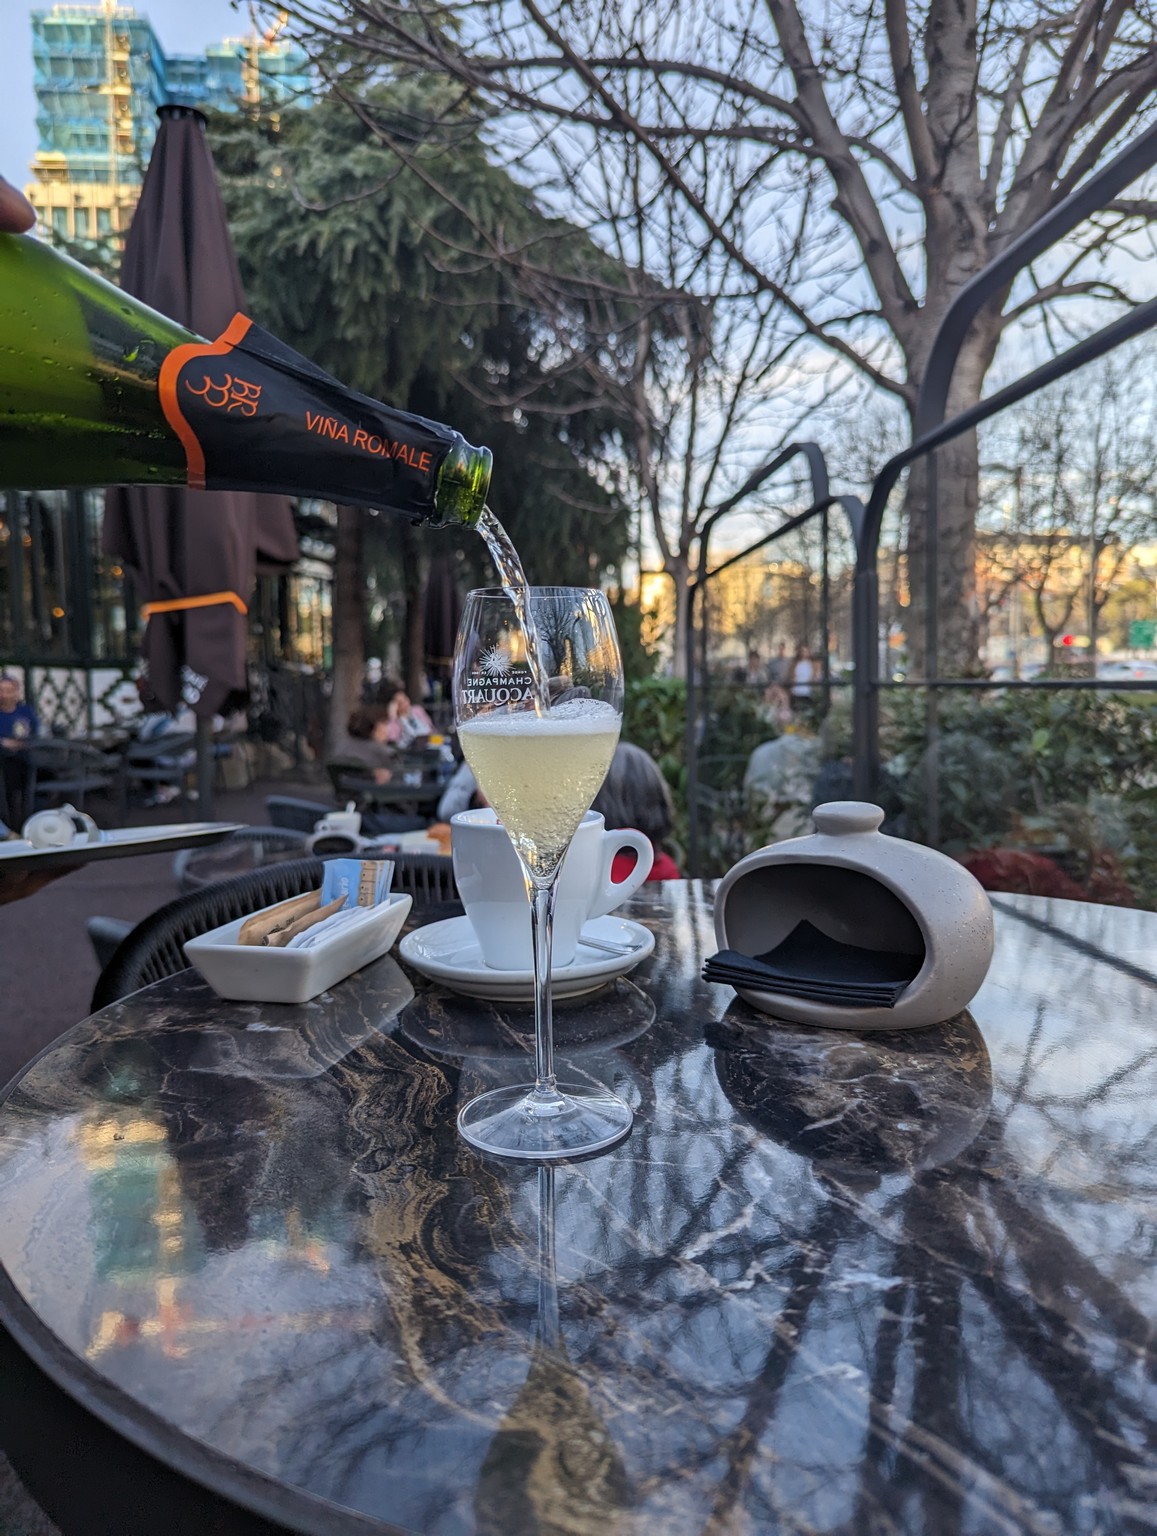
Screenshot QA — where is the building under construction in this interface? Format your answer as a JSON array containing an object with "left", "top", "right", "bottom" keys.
[{"left": 25, "top": 3, "right": 310, "bottom": 247}]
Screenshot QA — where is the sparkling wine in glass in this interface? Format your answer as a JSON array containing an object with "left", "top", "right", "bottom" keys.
[{"left": 453, "top": 586, "right": 632, "bottom": 1159}]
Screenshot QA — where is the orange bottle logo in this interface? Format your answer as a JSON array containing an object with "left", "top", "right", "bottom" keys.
[
  {"left": 185, "top": 371, "right": 263, "bottom": 416},
  {"left": 158, "top": 313, "right": 254, "bottom": 488}
]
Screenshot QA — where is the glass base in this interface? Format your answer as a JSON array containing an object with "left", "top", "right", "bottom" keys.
[{"left": 457, "top": 1082, "right": 633, "bottom": 1161}]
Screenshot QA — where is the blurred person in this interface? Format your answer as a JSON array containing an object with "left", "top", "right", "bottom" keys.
[
  {"left": 362, "top": 657, "right": 384, "bottom": 702},
  {"left": 133, "top": 679, "right": 198, "bottom": 805},
  {"left": 790, "top": 643, "right": 815, "bottom": 713},
  {"left": 744, "top": 647, "right": 766, "bottom": 686},
  {"left": 592, "top": 742, "right": 681, "bottom": 882},
  {"left": 768, "top": 641, "right": 791, "bottom": 687},
  {"left": 436, "top": 759, "right": 490, "bottom": 821},
  {"left": 330, "top": 706, "right": 438, "bottom": 838},
  {"left": 0, "top": 674, "right": 38, "bottom": 743},
  {"left": 383, "top": 685, "right": 434, "bottom": 748},
  {"left": 334, "top": 705, "right": 395, "bottom": 786},
  {"left": 0, "top": 673, "right": 39, "bottom": 828},
  {"left": 762, "top": 682, "right": 793, "bottom": 729}
]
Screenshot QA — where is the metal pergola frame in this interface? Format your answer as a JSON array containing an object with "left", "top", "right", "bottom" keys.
[{"left": 685, "top": 118, "right": 1157, "bottom": 873}]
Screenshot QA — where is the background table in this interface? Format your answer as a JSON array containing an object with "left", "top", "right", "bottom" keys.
[
  {"left": 0, "top": 886, "right": 1152, "bottom": 1534},
  {"left": 0, "top": 821, "right": 243, "bottom": 905}
]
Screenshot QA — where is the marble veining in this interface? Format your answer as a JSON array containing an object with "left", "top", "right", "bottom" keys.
[{"left": 0, "top": 884, "right": 1153, "bottom": 1534}]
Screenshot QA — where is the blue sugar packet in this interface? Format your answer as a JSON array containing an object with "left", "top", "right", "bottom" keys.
[{"left": 321, "top": 858, "right": 395, "bottom": 910}]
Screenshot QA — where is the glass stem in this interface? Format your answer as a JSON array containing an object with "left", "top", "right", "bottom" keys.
[
  {"left": 528, "top": 872, "right": 561, "bottom": 1102},
  {"left": 536, "top": 1165, "right": 560, "bottom": 1351}
]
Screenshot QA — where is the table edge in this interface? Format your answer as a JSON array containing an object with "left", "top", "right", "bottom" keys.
[
  {"left": 0, "top": 822, "right": 246, "bottom": 876},
  {"left": 0, "top": 1263, "right": 410, "bottom": 1536}
]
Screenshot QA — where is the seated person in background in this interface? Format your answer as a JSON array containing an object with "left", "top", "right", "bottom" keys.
[
  {"left": 334, "top": 706, "right": 396, "bottom": 785},
  {"left": 0, "top": 673, "right": 39, "bottom": 829},
  {"left": 436, "top": 759, "right": 490, "bottom": 822},
  {"left": 592, "top": 742, "right": 681, "bottom": 882},
  {"left": 383, "top": 686, "right": 434, "bottom": 749},
  {"left": 762, "top": 681, "right": 793, "bottom": 728},
  {"left": 326, "top": 707, "right": 430, "bottom": 838},
  {"left": 133, "top": 680, "right": 199, "bottom": 805}
]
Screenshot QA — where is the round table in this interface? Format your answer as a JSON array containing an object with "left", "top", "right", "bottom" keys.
[{"left": 0, "top": 886, "right": 1152, "bottom": 1534}]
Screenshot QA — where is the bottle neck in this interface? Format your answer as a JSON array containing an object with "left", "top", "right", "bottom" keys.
[{"left": 434, "top": 440, "right": 493, "bottom": 528}]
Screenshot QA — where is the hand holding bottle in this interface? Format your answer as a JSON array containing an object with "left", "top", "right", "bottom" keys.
[{"left": 0, "top": 176, "right": 35, "bottom": 234}]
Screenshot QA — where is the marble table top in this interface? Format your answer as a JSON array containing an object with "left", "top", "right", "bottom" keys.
[{"left": 0, "top": 884, "right": 1153, "bottom": 1534}]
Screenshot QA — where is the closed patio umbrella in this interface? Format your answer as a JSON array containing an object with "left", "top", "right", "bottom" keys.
[{"left": 103, "top": 105, "right": 298, "bottom": 812}]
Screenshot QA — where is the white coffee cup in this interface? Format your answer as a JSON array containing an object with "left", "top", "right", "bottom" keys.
[
  {"left": 452, "top": 808, "right": 653, "bottom": 969},
  {"left": 22, "top": 804, "right": 100, "bottom": 849},
  {"left": 313, "top": 809, "right": 362, "bottom": 838}
]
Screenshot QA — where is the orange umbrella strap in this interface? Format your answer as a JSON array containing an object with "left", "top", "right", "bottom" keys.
[{"left": 142, "top": 591, "right": 248, "bottom": 617}]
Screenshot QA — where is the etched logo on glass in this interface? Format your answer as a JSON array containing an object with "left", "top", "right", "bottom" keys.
[{"left": 464, "top": 640, "right": 532, "bottom": 704}]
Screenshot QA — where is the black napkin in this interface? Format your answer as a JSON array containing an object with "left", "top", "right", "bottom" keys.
[{"left": 703, "top": 919, "right": 920, "bottom": 1008}]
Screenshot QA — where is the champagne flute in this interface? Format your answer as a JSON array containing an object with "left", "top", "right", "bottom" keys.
[{"left": 453, "top": 586, "right": 633, "bottom": 1160}]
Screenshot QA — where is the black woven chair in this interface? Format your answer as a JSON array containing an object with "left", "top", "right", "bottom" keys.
[
  {"left": 326, "top": 760, "right": 378, "bottom": 804},
  {"left": 264, "top": 794, "right": 333, "bottom": 833},
  {"left": 90, "top": 852, "right": 460, "bottom": 1012},
  {"left": 119, "top": 731, "right": 197, "bottom": 809},
  {"left": 91, "top": 857, "right": 326, "bottom": 1012},
  {"left": 385, "top": 851, "right": 457, "bottom": 905},
  {"left": 27, "top": 740, "right": 119, "bottom": 812},
  {"left": 172, "top": 825, "right": 310, "bottom": 894}
]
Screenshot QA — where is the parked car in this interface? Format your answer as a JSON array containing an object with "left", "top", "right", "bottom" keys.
[{"left": 1096, "top": 658, "right": 1157, "bottom": 682}]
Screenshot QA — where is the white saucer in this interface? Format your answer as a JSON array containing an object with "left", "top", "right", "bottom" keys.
[{"left": 398, "top": 915, "right": 655, "bottom": 1001}]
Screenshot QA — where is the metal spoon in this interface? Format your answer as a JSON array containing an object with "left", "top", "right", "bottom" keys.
[{"left": 576, "top": 931, "right": 644, "bottom": 958}]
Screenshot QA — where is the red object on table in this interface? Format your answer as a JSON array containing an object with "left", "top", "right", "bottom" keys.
[{"left": 612, "top": 845, "right": 680, "bottom": 884}]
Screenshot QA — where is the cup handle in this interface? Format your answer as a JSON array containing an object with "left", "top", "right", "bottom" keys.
[
  {"left": 74, "top": 812, "right": 100, "bottom": 843},
  {"left": 63, "top": 806, "right": 100, "bottom": 843},
  {"left": 588, "top": 830, "right": 654, "bottom": 919}
]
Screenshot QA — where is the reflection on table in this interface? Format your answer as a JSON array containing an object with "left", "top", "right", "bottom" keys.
[{"left": 0, "top": 885, "right": 1152, "bottom": 1534}]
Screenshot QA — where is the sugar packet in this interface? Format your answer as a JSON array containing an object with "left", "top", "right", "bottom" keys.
[
  {"left": 286, "top": 905, "right": 384, "bottom": 950},
  {"left": 320, "top": 858, "right": 395, "bottom": 911}
]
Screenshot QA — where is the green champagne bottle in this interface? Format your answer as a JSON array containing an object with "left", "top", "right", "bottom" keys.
[{"left": 0, "top": 233, "right": 492, "bottom": 528}]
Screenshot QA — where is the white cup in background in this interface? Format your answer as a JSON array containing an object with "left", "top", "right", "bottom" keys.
[
  {"left": 22, "top": 805, "right": 100, "bottom": 848},
  {"left": 313, "top": 810, "right": 362, "bottom": 838},
  {"left": 452, "top": 807, "right": 653, "bottom": 970}
]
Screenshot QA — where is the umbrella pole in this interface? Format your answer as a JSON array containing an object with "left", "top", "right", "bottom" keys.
[{"left": 195, "top": 717, "right": 215, "bottom": 818}]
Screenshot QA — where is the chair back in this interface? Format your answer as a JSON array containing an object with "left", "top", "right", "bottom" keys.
[
  {"left": 388, "top": 851, "right": 457, "bottom": 905},
  {"left": 27, "top": 740, "right": 117, "bottom": 811},
  {"left": 326, "top": 760, "right": 376, "bottom": 802},
  {"left": 265, "top": 795, "right": 334, "bottom": 833},
  {"left": 173, "top": 825, "right": 310, "bottom": 894},
  {"left": 92, "top": 857, "right": 326, "bottom": 1012},
  {"left": 125, "top": 732, "right": 197, "bottom": 764}
]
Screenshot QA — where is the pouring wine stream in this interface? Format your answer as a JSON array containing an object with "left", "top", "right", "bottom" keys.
[{"left": 477, "top": 506, "right": 552, "bottom": 716}]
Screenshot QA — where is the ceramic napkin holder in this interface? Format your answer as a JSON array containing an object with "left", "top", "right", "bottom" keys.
[{"left": 713, "top": 801, "right": 994, "bottom": 1031}]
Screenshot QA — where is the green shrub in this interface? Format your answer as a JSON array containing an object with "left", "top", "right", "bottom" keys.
[
  {"left": 624, "top": 677, "right": 1157, "bottom": 901},
  {"left": 881, "top": 688, "right": 1157, "bottom": 907},
  {"left": 623, "top": 675, "right": 790, "bottom": 873}
]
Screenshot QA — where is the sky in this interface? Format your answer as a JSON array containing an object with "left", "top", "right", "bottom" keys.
[{"left": 1, "top": 0, "right": 252, "bottom": 193}]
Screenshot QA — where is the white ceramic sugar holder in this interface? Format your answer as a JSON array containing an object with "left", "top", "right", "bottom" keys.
[{"left": 713, "top": 801, "right": 994, "bottom": 1032}]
